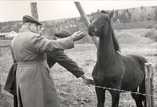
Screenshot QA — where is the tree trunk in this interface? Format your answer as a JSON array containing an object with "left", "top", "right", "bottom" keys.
[{"left": 30, "top": 2, "right": 39, "bottom": 20}]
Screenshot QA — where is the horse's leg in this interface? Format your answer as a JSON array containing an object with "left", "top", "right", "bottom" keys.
[
  {"left": 95, "top": 87, "right": 106, "bottom": 107},
  {"left": 131, "top": 78, "right": 146, "bottom": 107},
  {"left": 139, "top": 78, "right": 146, "bottom": 107},
  {"left": 131, "top": 90, "right": 143, "bottom": 107},
  {"left": 110, "top": 91, "right": 120, "bottom": 107}
]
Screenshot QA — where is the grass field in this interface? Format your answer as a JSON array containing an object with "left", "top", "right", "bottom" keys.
[{"left": 0, "top": 28, "right": 157, "bottom": 107}]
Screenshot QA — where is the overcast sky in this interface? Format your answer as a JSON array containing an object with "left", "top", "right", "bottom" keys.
[{"left": 0, "top": 0, "right": 157, "bottom": 22}]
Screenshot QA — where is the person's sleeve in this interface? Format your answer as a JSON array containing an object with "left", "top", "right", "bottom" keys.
[
  {"left": 47, "top": 50, "right": 84, "bottom": 78},
  {"left": 30, "top": 35, "right": 74, "bottom": 53}
]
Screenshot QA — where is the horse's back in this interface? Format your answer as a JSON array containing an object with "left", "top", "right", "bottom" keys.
[
  {"left": 123, "top": 55, "right": 147, "bottom": 72},
  {"left": 121, "top": 55, "right": 146, "bottom": 90}
]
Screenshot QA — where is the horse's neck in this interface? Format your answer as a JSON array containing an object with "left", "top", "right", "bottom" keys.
[{"left": 97, "top": 33, "right": 115, "bottom": 66}]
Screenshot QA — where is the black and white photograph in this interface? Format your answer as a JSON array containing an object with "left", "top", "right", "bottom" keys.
[{"left": 0, "top": 0, "right": 157, "bottom": 107}]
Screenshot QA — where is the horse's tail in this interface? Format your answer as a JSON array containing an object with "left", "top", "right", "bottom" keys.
[
  {"left": 134, "top": 55, "right": 147, "bottom": 106},
  {"left": 136, "top": 55, "right": 146, "bottom": 90}
]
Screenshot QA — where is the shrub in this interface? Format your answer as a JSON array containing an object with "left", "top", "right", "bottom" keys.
[{"left": 144, "top": 28, "right": 157, "bottom": 41}]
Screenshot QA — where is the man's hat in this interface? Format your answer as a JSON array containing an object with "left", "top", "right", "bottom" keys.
[{"left": 22, "top": 15, "right": 42, "bottom": 25}]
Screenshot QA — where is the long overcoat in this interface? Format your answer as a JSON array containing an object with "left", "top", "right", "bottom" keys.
[{"left": 11, "top": 31, "right": 74, "bottom": 107}]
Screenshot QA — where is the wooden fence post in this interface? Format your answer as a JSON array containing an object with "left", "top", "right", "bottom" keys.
[
  {"left": 0, "top": 75, "right": 1, "bottom": 94},
  {"left": 0, "top": 48, "right": 2, "bottom": 94},
  {"left": 150, "top": 65, "right": 154, "bottom": 107},
  {"left": 74, "top": 1, "right": 98, "bottom": 48},
  {"left": 145, "top": 63, "right": 154, "bottom": 107},
  {"left": 30, "top": 2, "right": 39, "bottom": 20}
]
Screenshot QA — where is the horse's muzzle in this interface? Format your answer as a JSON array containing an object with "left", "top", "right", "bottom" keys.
[{"left": 88, "top": 24, "right": 96, "bottom": 36}]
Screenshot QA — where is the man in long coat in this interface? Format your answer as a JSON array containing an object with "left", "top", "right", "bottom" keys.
[{"left": 11, "top": 15, "right": 90, "bottom": 107}]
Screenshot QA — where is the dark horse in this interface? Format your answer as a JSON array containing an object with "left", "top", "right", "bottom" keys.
[{"left": 88, "top": 11, "right": 147, "bottom": 107}]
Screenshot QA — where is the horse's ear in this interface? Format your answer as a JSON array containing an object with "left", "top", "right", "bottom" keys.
[{"left": 109, "top": 10, "right": 114, "bottom": 18}]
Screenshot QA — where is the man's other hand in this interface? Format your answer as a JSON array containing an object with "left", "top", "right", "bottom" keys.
[{"left": 71, "top": 31, "right": 86, "bottom": 41}]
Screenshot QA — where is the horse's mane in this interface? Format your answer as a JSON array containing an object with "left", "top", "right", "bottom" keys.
[
  {"left": 111, "top": 28, "right": 120, "bottom": 51},
  {"left": 100, "top": 10, "right": 120, "bottom": 51}
]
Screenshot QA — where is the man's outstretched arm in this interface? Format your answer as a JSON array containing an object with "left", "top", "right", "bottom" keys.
[{"left": 47, "top": 50, "right": 84, "bottom": 78}]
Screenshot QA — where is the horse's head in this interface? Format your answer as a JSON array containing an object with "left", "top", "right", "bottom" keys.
[{"left": 88, "top": 10, "right": 114, "bottom": 38}]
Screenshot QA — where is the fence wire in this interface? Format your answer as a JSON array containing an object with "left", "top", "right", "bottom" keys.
[
  {"left": 86, "top": 84, "right": 156, "bottom": 98},
  {"left": 85, "top": 64, "right": 157, "bottom": 102}
]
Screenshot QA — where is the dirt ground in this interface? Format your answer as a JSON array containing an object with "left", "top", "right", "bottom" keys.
[{"left": 0, "top": 28, "right": 157, "bottom": 107}]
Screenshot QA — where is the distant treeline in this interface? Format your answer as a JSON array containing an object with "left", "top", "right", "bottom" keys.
[{"left": 1, "top": 6, "right": 157, "bottom": 43}]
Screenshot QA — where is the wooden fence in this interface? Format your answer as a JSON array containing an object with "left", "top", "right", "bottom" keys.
[{"left": 145, "top": 63, "right": 154, "bottom": 107}]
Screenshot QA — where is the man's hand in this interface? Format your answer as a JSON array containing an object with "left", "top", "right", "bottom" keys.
[
  {"left": 71, "top": 31, "right": 86, "bottom": 41},
  {"left": 81, "top": 75, "right": 95, "bottom": 85}
]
